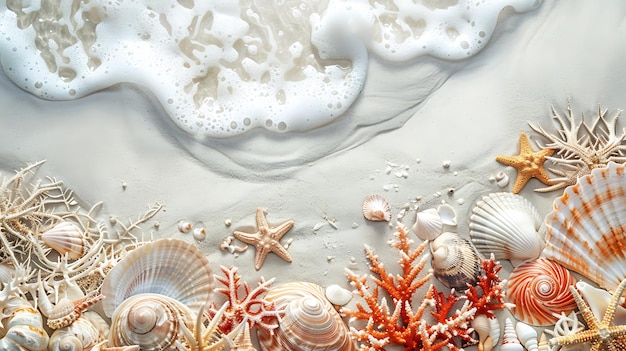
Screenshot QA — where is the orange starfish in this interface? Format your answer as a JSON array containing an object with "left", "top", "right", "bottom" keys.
[
  {"left": 233, "top": 207, "right": 294, "bottom": 270},
  {"left": 496, "top": 132, "right": 554, "bottom": 194}
]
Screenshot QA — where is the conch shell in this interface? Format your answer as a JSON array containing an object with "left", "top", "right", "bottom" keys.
[{"left": 48, "top": 311, "right": 110, "bottom": 351}]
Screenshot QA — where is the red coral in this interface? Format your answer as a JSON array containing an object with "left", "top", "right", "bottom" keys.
[{"left": 464, "top": 254, "right": 509, "bottom": 318}]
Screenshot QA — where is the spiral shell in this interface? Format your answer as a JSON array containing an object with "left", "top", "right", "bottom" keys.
[
  {"left": 495, "top": 171, "right": 509, "bottom": 188},
  {"left": 412, "top": 208, "right": 442, "bottom": 241},
  {"left": 515, "top": 321, "right": 538, "bottom": 351},
  {"left": 48, "top": 312, "right": 109, "bottom": 351},
  {"left": 506, "top": 258, "right": 576, "bottom": 326},
  {"left": 101, "top": 238, "right": 214, "bottom": 317},
  {"left": 543, "top": 161, "right": 626, "bottom": 292},
  {"left": 500, "top": 318, "right": 523, "bottom": 351},
  {"left": 41, "top": 221, "right": 86, "bottom": 260},
  {"left": 362, "top": 194, "right": 391, "bottom": 222},
  {"left": 108, "top": 293, "right": 196, "bottom": 351},
  {"left": 0, "top": 294, "right": 49, "bottom": 351},
  {"left": 430, "top": 232, "right": 481, "bottom": 290},
  {"left": 469, "top": 192, "right": 544, "bottom": 264},
  {"left": 258, "top": 282, "right": 356, "bottom": 351}
]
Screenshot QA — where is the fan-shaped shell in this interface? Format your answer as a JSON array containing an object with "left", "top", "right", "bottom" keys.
[
  {"left": 362, "top": 194, "right": 391, "bottom": 222},
  {"left": 507, "top": 258, "right": 576, "bottom": 326},
  {"left": 543, "top": 162, "right": 626, "bottom": 292},
  {"left": 412, "top": 208, "right": 442, "bottom": 241},
  {"left": 257, "top": 282, "right": 356, "bottom": 351},
  {"left": 469, "top": 192, "right": 544, "bottom": 264},
  {"left": 430, "top": 232, "right": 481, "bottom": 290},
  {"left": 101, "top": 238, "right": 214, "bottom": 318},
  {"left": 108, "top": 293, "right": 196, "bottom": 351},
  {"left": 41, "top": 222, "right": 86, "bottom": 260}
]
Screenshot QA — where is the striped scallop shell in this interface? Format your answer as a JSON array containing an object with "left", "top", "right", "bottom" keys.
[
  {"left": 257, "top": 282, "right": 356, "bottom": 351},
  {"left": 101, "top": 238, "right": 214, "bottom": 318},
  {"left": 362, "top": 194, "right": 391, "bottom": 222},
  {"left": 430, "top": 232, "right": 481, "bottom": 290},
  {"left": 412, "top": 208, "right": 443, "bottom": 241},
  {"left": 469, "top": 192, "right": 544, "bottom": 264},
  {"left": 41, "top": 221, "right": 86, "bottom": 260},
  {"left": 507, "top": 259, "right": 576, "bottom": 326},
  {"left": 543, "top": 161, "right": 626, "bottom": 292}
]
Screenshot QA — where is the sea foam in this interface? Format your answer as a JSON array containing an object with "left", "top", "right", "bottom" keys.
[{"left": 0, "top": 0, "right": 541, "bottom": 138}]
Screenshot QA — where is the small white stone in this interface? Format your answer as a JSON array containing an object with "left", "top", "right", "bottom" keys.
[
  {"left": 442, "top": 160, "right": 451, "bottom": 168},
  {"left": 351, "top": 222, "right": 359, "bottom": 229},
  {"left": 224, "top": 219, "right": 232, "bottom": 227},
  {"left": 325, "top": 284, "right": 353, "bottom": 306},
  {"left": 456, "top": 198, "right": 465, "bottom": 205}
]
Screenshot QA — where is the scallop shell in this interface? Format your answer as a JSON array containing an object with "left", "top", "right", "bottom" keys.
[
  {"left": 108, "top": 293, "right": 196, "bottom": 351},
  {"left": 257, "top": 282, "right": 357, "bottom": 351},
  {"left": 362, "top": 194, "right": 391, "bottom": 222},
  {"left": 41, "top": 221, "right": 86, "bottom": 260},
  {"left": 469, "top": 192, "right": 544, "bottom": 264},
  {"left": 412, "top": 208, "right": 443, "bottom": 240},
  {"left": 48, "top": 312, "right": 109, "bottom": 351},
  {"left": 506, "top": 258, "right": 576, "bottom": 326},
  {"left": 430, "top": 232, "right": 481, "bottom": 290},
  {"left": 543, "top": 161, "right": 626, "bottom": 292},
  {"left": 101, "top": 238, "right": 214, "bottom": 318}
]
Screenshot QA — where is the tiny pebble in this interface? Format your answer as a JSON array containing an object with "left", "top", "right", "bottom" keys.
[
  {"left": 456, "top": 198, "right": 465, "bottom": 205},
  {"left": 442, "top": 160, "right": 451, "bottom": 168},
  {"left": 351, "top": 222, "right": 359, "bottom": 229},
  {"left": 224, "top": 219, "right": 232, "bottom": 227}
]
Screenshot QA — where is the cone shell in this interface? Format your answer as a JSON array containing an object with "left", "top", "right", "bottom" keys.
[
  {"left": 412, "top": 208, "right": 442, "bottom": 241},
  {"left": 430, "top": 232, "right": 481, "bottom": 290},
  {"left": 258, "top": 282, "right": 357, "bottom": 351},
  {"left": 469, "top": 192, "right": 544, "bottom": 264},
  {"left": 101, "top": 238, "right": 214, "bottom": 317},
  {"left": 362, "top": 194, "right": 391, "bottom": 222},
  {"left": 544, "top": 161, "right": 626, "bottom": 292},
  {"left": 41, "top": 221, "right": 86, "bottom": 260}
]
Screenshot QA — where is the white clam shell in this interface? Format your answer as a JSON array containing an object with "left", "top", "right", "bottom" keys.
[
  {"left": 411, "top": 208, "right": 442, "bottom": 241},
  {"left": 544, "top": 162, "right": 626, "bottom": 291},
  {"left": 430, "top": 232, "right": 481, "bottom": 290},
  {"left": 41, "top": 221, "right": 86, "bottom": 260},
  {"left": 437, "top": 204, "right": 457, "bottom": 226},
  {"left": 362, "top": 194, "right": 392, "bottom": 222},
  {"left": 469, "top": 192, "right": 544, "bottom": 265},
  {"left": 101, "top": 238, "right": 214, "bottom": 318},
  {"left": 325, "top": 284, "right": 353, "bottom": 307}
]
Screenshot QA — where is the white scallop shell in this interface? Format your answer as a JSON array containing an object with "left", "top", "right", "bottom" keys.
[
  {"left": 469, "top": 192, "right": 544, "bottom": 264},
  {"left": 101, "top": 238, "right": 214, "bottom": 318},
  {"left": 543, "top": 162, "right": 626, "bottom": 291},
  {"left": 412, "top": 208, "right": 442, "bottom": 241},
  {"left": 430, "top": 232, "right": 481, "bottom": 290},
  {"left": 437, "top": 204, "right": 457, "bottom": 226},
  {"left": 48, "top": 312, "right": 109, "bottom": 351},
  {"left": 362, "top": 194, "right": 391, "bottom": 222},
  {"left": 41, "top": 221, "right": 86, "bottom": 260},
  {"left": 258, "top": 282, "right": 357, "bottom": 351}
]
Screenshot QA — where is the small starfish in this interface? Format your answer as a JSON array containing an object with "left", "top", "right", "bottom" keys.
[
  {"left": 550, "top": 278, "right": 626, "bottom": 351},
  {"left": 496, "top": 132, "right": 554, "bottom": 193},
  {"left": 233, "top": 207, "right": 294, "bottom": 270}
]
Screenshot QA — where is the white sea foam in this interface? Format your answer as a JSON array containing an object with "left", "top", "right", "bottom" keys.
[{"left": 0, "top": 0, "right": 541, "bottom": 138}]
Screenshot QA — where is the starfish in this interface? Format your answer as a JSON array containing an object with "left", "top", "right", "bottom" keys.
[
  {"left": 495, "top": 132, "right": 554, "bottom": 193},
  {"left": 550, "top": 278, "right": 626, "bottom": 351},
  {"left": 233, "top": 207, "right": 294, "bottom": 270}
]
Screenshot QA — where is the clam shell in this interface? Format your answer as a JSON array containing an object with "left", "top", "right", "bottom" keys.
[
  {"left": 101, "top": 238, "right": 214, "bottom": 318},
  {"left": 412, "top": 208, "right": 442, "bottom": 241},
  {"left": 41, "top": 222, "right": 86, "bottom": 260},
  {"left": 469, "top": 192, "right": 544, "bottom": 264},
  {"left": 325, "top": 284, "right": 353, "bottom": 307},
  {"left": 506, "top": 258, "right": 576, "bottom": 326},
  {"left": 543, "top": 161, "right": 626, "bottom": 291},
  {"left": 258, "top": 282, "right": 356, "bottom": 351},
  {"left": 437, "top": 204, "right": 457, "bottom": 226},
  {"left": 430, "top": 232, "right": 481, "bottom": 290},
  {"left": 362, "top": 194, "right": 391, "bottom": 222}
]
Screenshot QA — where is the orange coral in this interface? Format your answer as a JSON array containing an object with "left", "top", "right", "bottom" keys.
[{"left": 464, "top": 255, "right": 509, "bottom": 318}]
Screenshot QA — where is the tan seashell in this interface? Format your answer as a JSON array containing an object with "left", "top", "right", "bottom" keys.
[
  {"left": 430, "top": 232, "right": 481, "bottom": 290},
  {"left": 48, "top": 311, "right": 109, "bottom": 351},
  {"left": 230, "top": 321, "right": 256, "bottom": 351},
  {"left": 0, "top": 293, "right": 49, "bottom": 350},
  {"left": 544, "top": 162, "right": 626, "bottom": 292},
  {"left": 38, "top": 283, "right": 104, "bottom": 330},
  {"left": 258, "top": 282, "right": 357, "bottom": 351},
  {"left": 41, "top": 221, "right": 86, "bottom": 260},
  {"left": 101, "top": 238, "right": 214, "bottom": 318},
  {"left": 500, "top": 318, "right": 523, "bottom": 351},
  {"left": 412, "top": 208, "right": 443, "bottom": 241},
  {"left": 537, "top": 332, "right": 550, "bottom": 351},
  {"left": 515, "top": 321, "right": 538, "bottom": 351},
  {"left": 506, "top": 258, "right": 577, "bottom": 326},
  {"left": 469, "top": 192, "right": 544, "bottom": 265},
  {"left": 362, "top": 194, "right": 391, "bottom": 222}
]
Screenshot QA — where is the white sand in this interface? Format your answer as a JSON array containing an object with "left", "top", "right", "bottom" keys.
[{"left": 1, "top": 0, "right": 626, "bottom": 348}]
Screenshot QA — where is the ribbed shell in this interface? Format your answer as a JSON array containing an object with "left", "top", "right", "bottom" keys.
[
  {"left": 41, "top": 221, "right": 86, "bottom": 260},
  {"left": 101, "top": 238, "right": 214, "bottom": 318},
  {"left": 507, "top": 258, "right": 576, "bottom": 326},
  {"left": 48, "top": 312, "right": 109, "bottom": 351},
  {"left": 469, "top": 192, "right": 544, "bottom": 264},
  {"left": 543, "top": 161, "right": 626, "bottom": 292},
  {"left": 412, "top": 208, "right": 442, "bottom": 241},
  {"left": 257, "top": 282, "right": 356, "bottom": 351},
  {"left": 362, "top": 194, "right": 391, "bottom": 222},
  {"left": 430, "top": 232, "right": 481, "bottom": 290}
]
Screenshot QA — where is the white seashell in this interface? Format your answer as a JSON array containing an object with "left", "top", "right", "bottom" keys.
[
  {"left": 101, "top": 238, "right": 214, "bottom": 318},
  {"left": 258, "top": 282, "right": 357, "bottom": 351},
  {"left": 437, "top": 204, "right": 457, "bottom": 226},
  {"left": 362, "top": 194, "right": 392, "bottom": 222},
  {"left": 489, "top": 316, "right": 500, "bottom": 347},
  {"left": 471, "top": 315, "right": 492, "bottom": 350},
  {"left": 37, "top": 283, "right": 104, "bottom": 330},
  {"left": 515, "top": 321, "right": 538, "bottom": 351},
  {"left": 537, "top": 332, "right": 550, "bottom": 351},
  {"left": 325, "top": 284, "right": 353, "bottom": 307},
  {"left": 543, "top": 162, "right": 626, "bottom": 291},
  {"left": 495, "top": 171, "right": 509, "bottom": 188},
  {"left": 41, "top": 222, "right": 86, "bottom": 260},
  {"left": 48, "top": 311, "right": 109, "bottom": 351},
  {"left": 0, "top": 293, "right": 49, "bottom": 351},
  {"left": 500, "top": 318, "right": 523, "bottom": 351},
  {"left": 192, "top": 227, "right": 207, "bottom": 241},
  {"left": 576, "top": 281, "right": 626, "bottom": 325},
  {"left": 469, "top": 192, "right": 544, "bottom": 265},
  {"left": 230, "top": 321, "right": 256, "bottom": 351},
  {"left": 506, "top": 258, "right": 577, "bottom": 326},
  {"left": 430, "top": 232, "right": 481, "bottom": 290},
  {"left": 411, "top": 208, "right": 442, "bottom": 241},
  {"left": 177, "top": 220, "right": 192, "bottom": 233}
]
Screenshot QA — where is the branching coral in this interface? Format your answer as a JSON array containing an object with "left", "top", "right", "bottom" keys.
[{"left": 464, "top": 255, "right": 511, "bottom": 318}]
